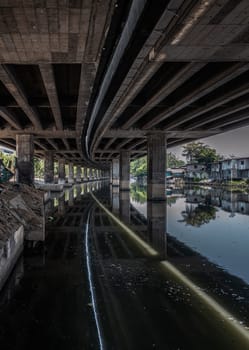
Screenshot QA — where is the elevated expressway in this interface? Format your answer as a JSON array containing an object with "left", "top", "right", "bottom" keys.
[{"left": 1, "top": 1, "right": 249, "bottom": 197}]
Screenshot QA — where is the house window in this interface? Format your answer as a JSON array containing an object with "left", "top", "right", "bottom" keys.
[
  {"left": 241, "top": 161, "right": 244, "bottom": 165},
  {"left": 194, "top": 165, "right": 197, "bottom": 169}
]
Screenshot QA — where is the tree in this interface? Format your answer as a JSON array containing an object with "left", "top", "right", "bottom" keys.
[
  {"left": 130, "top": 156, "right": 147, "bottom": 177},
  {"left": 34, "top": 157, "right": 44, "bottom": 179},
  {"left": 167, "top": 152, "right": 185, "bottom": 168},
  {"left": 182, "top": 142, "right": 221, "bottom": 165},
  {"left": 130, "top": 152, "right": 185, "bottom": 177}
]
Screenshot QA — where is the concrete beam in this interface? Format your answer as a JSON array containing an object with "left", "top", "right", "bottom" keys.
[
  {"left": 39, "top": 64, "right": 63, "bottom": 130},
  {"left": 103, "top": 129, "right": 222, "bottom": 139},
  {"left": 122, "top": 62, "right": 205, "bottom": 129},
  {"left": 0, "top": 129, "right": 77, "bottom": 138},
  {"left": 142, "top": 63, "right": 249, "bottom": 129},
  {"left": 0, "top": 65, "right": 42, "bottom": 129},
  {"left": 0, "top": 107, "right": 22, "bottom": 129},
  {"left": 47, "top": 139, "right": 59, "bottom": 151}
]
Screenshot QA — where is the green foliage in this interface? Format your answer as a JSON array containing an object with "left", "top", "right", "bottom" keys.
[
  {"left": 182, "top": 142, "right": 222, "bottom": 165},
  {"left": 0, "top": 151, "right": 15, "bottom": 170},
  {"left": 34, "top": 157, "right": 44, "bottom": 178},
  {"left": 130, "top": 156, "right": 147, "bottom": 177},
  {"left": 130, "top": 152, "right": 185, "bottom": 177},
  {"left": 167, "top": 152, "right": 185, "bottom": 168}
]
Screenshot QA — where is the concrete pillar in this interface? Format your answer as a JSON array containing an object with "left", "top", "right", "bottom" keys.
[
  {"left": 69, "top": 189, "right": 74, "bottom": 207},
  {"left": 16, "top": 134, "right": 34, "bottom": 185},
  {"left": 44, "top": 151, "right": 54, "bottom": 183},
  {"left": 76, "top": 165, "right": 81, "bottom": 183},
  {"left": 147, "top": 201, "right": 167, "bottom": 257},
  {"left": 112, "top": 186, "right": 119, "bottom": 214},
  {"left": 147, "top": 134, "right": 166, "bottom": 201},
  {"left": 110, "top": 163, "right": 113, "bottom": 183},
  {"left": 120, "top": 191, "right": 130, "bottom": 223},
  {"left": 81, "top": 167, "right": 84, "bottom": 181},
  {"left": 112, "top": 159, "right": 119, "bottom": 186},
  {"left": 89, "top": 168, "right": 93, "bottom": 181},
  {"left": 58, "top": 158, "right": 65, "bottom": 184},
  {"left": 120, "top": 150, "right": 130, "bottom": 191},
  {"left": 58, "top": 193, "right": 66, "bottom": 215},
  {"left": 83, "top": 167, "right": 88, "bottom": 181},
  {"left": 68, "top": 162, "right": 74, "bottom": 184}
]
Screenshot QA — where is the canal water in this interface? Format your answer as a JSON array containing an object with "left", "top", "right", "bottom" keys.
[{"left": 0, "top": 182, "right": 249, "bottom": 349}]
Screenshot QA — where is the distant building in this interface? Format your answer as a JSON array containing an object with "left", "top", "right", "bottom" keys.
[
  {"left": 210, "top": 157, "right": 249, "bottom": 181},
  {"left": 166, "top": 167, "right": 185, "bottom": 180},
  {"left": 185, "top": 163, "right": 208, "bottom": 181}
]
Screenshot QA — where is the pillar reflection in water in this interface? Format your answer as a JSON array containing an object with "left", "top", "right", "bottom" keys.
[
  {"left": 69, "top": 189, "right": 74, "bottom": 207},
  {"left": 76, "top": 185, "right": 81, "bottom": 200},
  {"left": 58, "top": 193, "right": 66, "bottom": 215},
  {"left": 44, "top": 198, "right": 54, "bottom": 215},
  {"left": 112, "top": 186, "right": 119, "bottom": 215},
  {"left": 147, "top": 200, "right": 167, "bottom": 257},
  {"left": 119, "top": 190, "right": 130, "bottom": 224}
]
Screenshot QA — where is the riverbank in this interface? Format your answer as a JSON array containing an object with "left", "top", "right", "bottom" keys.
[{"left": 0, "top": 183, "right": 45, "bottom": 292}]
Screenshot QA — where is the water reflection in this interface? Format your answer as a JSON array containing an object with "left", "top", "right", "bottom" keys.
[
  {"left": 1, "top": 182, "right": 249, "bottom": 349},
  {"left": 130, "top": 184, "right": 249, "bottom": 286},
  {"left": 180, "top": 203, "right": 217, "bottom": 227}
]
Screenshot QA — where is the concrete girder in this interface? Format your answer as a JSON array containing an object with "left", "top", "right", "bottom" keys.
[
  {"left": 0, "top": 106, "right": 22, "bottom": 129},
  {"left": 142, "top": 63, "right": 249, "bottom": 129},
  {"left": 0, "top": 65, "right": 42, "bottom": 129}
]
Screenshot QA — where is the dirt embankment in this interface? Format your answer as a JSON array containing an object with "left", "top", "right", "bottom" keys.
[{"left": 0, "top": 183, "right": 45, "bottom": 241}]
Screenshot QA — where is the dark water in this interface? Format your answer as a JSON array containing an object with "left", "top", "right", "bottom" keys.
[{"left": 0, "top": 182, "right": 249, "bottom": 349}]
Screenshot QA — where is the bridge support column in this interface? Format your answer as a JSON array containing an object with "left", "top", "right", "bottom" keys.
[
  {"left": 76, "top": 165, "right": 81, "bottom": 183},
  {"left": 44, "top": 151, "right": 54, "bottom": 183},
  {"left": 68, "top": 162, "right": 74, "bottom": 184},
  {"left": 69, "top": 189, "right": 74, "bottom": 207},
  {"left": 120, "top": 150, "right": 130, "bottom": 191},
  {"left": 58, "top": 193, "right": 65, "bottom": 215},
  {"left": 147, "top": 134, "right": 166, "bottom": 201},
  {"left": 58, "top": 158, "right": 65, "bottom": 184},
  {"left": 89, "top": 168, "right": 93, "bottom": 181},
  {"left": 112, "top": 159, "right": 119, "bottom": 186},
  {"left": 83, "top": 167, "right": 88, "bottom": 181},
  {"left": 112, "top": 186, "right": 119, "bottom": 214},
  {"left": 110, "top": 163, "right": 113, "bottom": 184},
  {"left": 147, "top": 201, "right": 167, "bottom": 257},
  {"left": 16, "top": 134, "right": 34, "bottom": 185},
  {"left": 120, "top": 191, "right": 130, "bottom": 223}
]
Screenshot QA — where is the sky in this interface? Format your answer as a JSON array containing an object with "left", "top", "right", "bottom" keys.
[{"left": 170, "top": 125, "right": 249, "bottom": 160}]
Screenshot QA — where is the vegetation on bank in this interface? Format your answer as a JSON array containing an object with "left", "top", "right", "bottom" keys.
[
  {"left": 130, "top": 152, "right": 185, "bottom": 177},
  {"left": 182, "top": 142, "right": 222, "bottom": 164}
]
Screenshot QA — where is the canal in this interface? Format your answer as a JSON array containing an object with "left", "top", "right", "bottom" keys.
[{"left": 0, "top": 182, "right": 249, "bottom": 349}]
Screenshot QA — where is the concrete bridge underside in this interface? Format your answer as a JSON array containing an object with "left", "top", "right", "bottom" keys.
[{"left": 1, "top": 1, "right": 249, "bottom": 197}]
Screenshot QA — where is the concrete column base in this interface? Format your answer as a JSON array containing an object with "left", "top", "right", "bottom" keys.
[
  {"left": 112, "top": 159, "right": 119, "bottom": 186},
  {"left": 147, "top": 134, "right": 166, "bottom": 201}
]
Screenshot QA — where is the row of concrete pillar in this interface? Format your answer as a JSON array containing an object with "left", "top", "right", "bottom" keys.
[
  {"left": 15, "top": 133, "right": 166, "bottom": 200},
  {"left": 111, "top": 134, "right": 166, "bottom": 201},
  {"left": 15, "top": 134, "right": 108, "bottom": 185}
]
